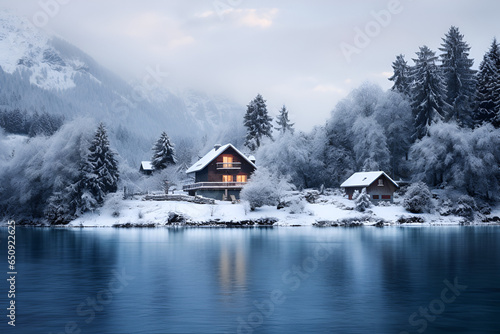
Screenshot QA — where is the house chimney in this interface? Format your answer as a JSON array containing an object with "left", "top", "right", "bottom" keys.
[
  {"left": 214, "top": 144, "right": 222, "bottom": 151},
  {"left": 249, "top": 155, "right": 256, "bottom": 164}
]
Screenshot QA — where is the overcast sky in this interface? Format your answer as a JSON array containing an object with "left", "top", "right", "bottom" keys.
[{"left": 3, "top": 0, "right": 500, "bottom": 130}]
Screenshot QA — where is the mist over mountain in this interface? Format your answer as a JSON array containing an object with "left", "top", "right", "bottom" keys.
[{"left": 0, "top": 11, "right": 245, "bottom": 165}]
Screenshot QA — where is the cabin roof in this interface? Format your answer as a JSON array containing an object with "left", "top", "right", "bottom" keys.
[
  {"left": 340, "top": 171, "right": 398, "bottom": 188},
  {"left": 186, "top": 143, "right": 256, "bottom": 174},
  {"left": 141, "top": 161, "right": 153, "bottom": 171}
]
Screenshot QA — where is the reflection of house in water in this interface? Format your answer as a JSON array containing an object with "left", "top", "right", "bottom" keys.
[{"left": 218, "top": 242, "right": 247, "bottom": 291}]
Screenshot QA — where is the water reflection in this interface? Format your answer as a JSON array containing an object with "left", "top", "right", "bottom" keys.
[
  {"left": 219, "top": 240, "right": 247, "bottom": 292},
  {"left": 5, "top": 226, "right": 500, "bottom": 334}
]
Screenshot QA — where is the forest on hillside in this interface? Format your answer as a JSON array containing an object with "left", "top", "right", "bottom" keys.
[{"left": 0, "top": 26, "right": 499, "bottom": 223}]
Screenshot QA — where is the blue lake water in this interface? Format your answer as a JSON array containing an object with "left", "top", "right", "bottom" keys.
[{"left": 2, "top": 226, "right": 500, "bottom": 334}]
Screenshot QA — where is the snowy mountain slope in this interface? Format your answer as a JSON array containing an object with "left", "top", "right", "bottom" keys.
[
  {"left": 0, "top": 11, "right": 97, "bottom": 90},
  {"left": 0, "top": 11, "right": 245, "bottom": 163}
]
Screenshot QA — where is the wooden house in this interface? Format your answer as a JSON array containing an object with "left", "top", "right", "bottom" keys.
[
  {"left": 183, "top": 144, "right": 256, "bottom": 200},
  {"left": 139, "top": 161, "right": 154, "bottom": 175},
  {"left": 340, "top": 171, "right": 399, "bottom": 202}
]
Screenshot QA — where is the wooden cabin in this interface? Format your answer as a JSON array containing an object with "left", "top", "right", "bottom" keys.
[
  {"left": 139, "top": 161, "right": 154, "bottom": 175},
  {"left": 340, "top": 171, "right": 399, "bottom": 202},
  {"left": 183, "top": 144, "right": 256, "bottom": 200}
]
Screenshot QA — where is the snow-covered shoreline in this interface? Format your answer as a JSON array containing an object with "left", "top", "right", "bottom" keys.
[{"left": 54, "top": 192, "right": 499, "bottom": 228}]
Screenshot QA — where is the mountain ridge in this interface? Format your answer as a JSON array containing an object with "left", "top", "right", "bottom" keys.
[{"left": 0, "top": 10, "right": 245, "bottom": 164}]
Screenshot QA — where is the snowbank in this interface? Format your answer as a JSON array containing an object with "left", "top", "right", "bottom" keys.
[{"left": 67, "top": 192, "right": 498, "bottom": 228}]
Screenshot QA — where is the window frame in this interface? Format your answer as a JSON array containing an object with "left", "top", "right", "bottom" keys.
[
  {"left": 222, "top": 175, "right": 233, "bottom": 182},
  {"left": 222, "top": 155, "right": 233, "bottom": 169},
  {"left": 236, "top": 174, "right": 247, "bottom": 183}
]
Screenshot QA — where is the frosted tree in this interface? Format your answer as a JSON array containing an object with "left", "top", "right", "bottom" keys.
[
  {"left": 403, "top": 182, "right": 433, "bottom": 213},
  {"left": 151, "top": 131, "right": 177, "bottom": 170},
  {"left": 324, "top": 83, "right": 388, "bottom": 182},
  {"left": 374, "top": 90, "right": 413, "bottom": 177},
  {"left": 0, "top": 119, "right": 99, "bottom": 223},
  {"left": 81, "top": 123, "right": 120, "bottom": 205},
  {"left": 354, "top": 188, "right": 371, "bottom": 212},
  {"left": 439, "top": 26, "right": 476, "bottom": 126},
  {"left": 410, "top": 46, "right": 449, "bottom": 139},
  {"left": 466, "top": 124, "right": 500, "bottom": 199},
  {"left": 388, "top": 54, "right": 411, "bottom": 97},
  {"left": 352, "top": 117, "right": 390, "bottom": 172},
  {"left": 410, "top": 122, "right": 500, "bottom": 200},
  {"left": 321, "top": 125, "right": 356, "bottom": 187},
  {"left": 275, "top": 105, "right": 295, "bottom": 134},
  {"left": 244, "top": 94, "right": 273, "bottom": 151},
  {"left": 256, "top": 131, "right": 326, "bottom": 189},
  {"left": 240, "top": 167, "right": 292, "bottom": 211},
  {"left": 475, "top": 38, "right": 500, "bottom": 128}
]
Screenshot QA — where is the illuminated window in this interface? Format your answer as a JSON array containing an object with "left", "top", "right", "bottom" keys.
[
  {"left": 222, "top": 175, "right": 233, "bottom": 182},
  {"left": 382, "top": 195, "right": 391, "bottom": 200},
  {"left": 372, "top": 195, "right": 379, "bottom": 199},
  {"left": 222, "top": 155, "right": 233, "bottom": 168},
  {"left": 378, "top": 178, "right": 384, "bottom": 186},
  {"left": 237, "top": 175, "right": 247, "bottom": 183}
]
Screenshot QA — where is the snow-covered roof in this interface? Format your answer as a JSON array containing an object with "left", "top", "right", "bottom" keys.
[
  {"left": 141, "top": 161, "right": 153, "bottom": 171},
  {"left": 186, "top": 144, "right": 256, "bottom": 174},
  {"left": 340, "top": 171, "right": 398, "bottom": 188}
]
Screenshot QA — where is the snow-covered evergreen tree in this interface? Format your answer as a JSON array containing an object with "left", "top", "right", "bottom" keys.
[
  {"left": 439, "top": 26, "right": 476, "bottom": 126},
  {"left": 244, "top": 94, "right": 273, "bottom": 151},
  {"left": 275, "top": 105, "right": 294, "bottom": 134},
  {"left": 410, "top": 46, "right": 449, "bottom": 139},
  {"left": 151, "top": 131, "right": 177, "bottom": 170},
  {"left": 354, "top": 188, "right": 371, "bottom": 212},
  {"left": 388, "top": 54, "right": 411, "bottom": 97},
  {"left": 81, "top": 123, "right": 120, "bottom": 205},
  {"left": 475, "top": 38, "right": 500, "bottom": 128}
]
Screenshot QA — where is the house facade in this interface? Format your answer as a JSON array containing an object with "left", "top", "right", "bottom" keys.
[
  {"left": 340, "top": 171, "right": 399, "bottom": 202},
  {"left": 183, "top": 144, "right": 256, "bottom": 200}
]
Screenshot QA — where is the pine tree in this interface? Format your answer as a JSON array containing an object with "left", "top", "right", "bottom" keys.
[
  {"left": 439, "top": 26, "right": 476, "bottom": 126},
  {"left": 388, "top": 54, "right": 411, "bottom": 97},
  {"left": 151, "top": 131, "right": 177, "bottom": 170},
  {"left": 475, "top": 38, "right": 500, "bottom": 127},
  {"left": 354, "top": 188, "right": 371, "bottom": 212},
  {"left": 410, "top": 46, "right": 449, "bottom": 139},
  {"left": 81, "top": 123, "right": 120, "bottom": 205},
  {"left": 275, "top": 105, "right": 295, "bottom": 134},
  {"left": 244, "top": 94, "right": 273, "bottom": 151}
]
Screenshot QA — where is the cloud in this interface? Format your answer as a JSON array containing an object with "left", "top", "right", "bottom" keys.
[
  {"left": 313, "top": 84, "right": 345, "bottom": 94},
  {"left": 123, "top": 12, "right": 194, "bottom": 50},
  {"left": 196, "top": 8, "right": 279, "bottom": 29},
  {"left": 195, "top": 11, "right": 214, "bottom": 19},
  {"left": 369, "top": 71, "right": 393, "bottom": 79},
  {"left": 236, "top": 8, "right": 278, "bottom": 28}
]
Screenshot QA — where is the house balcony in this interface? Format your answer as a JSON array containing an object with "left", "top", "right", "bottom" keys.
[
  {"left": 183, "top": 182, "right": 247, "bottom": 191},
  {"left": 216, "top": 162, "right": 241, "bottom": 170}
]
